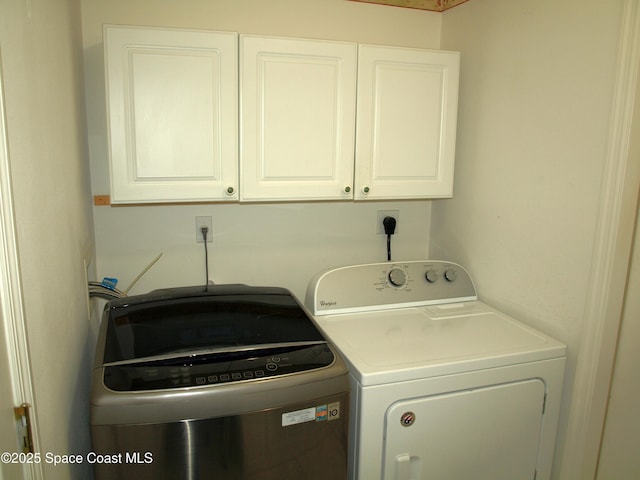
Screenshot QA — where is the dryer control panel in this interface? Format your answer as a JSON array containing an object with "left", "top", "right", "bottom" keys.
[{"left": 306, "top": 260, "right": 477, "bottom": 315}]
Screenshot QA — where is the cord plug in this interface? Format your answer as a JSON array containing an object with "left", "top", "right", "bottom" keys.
[
  {"left": 200, "top": 225, "right": 210, "bottom": 286},
  {"left": 383, "top": 216, "right": 397, "bottom": 235},
  {"left": 383, "top": 216, "right": 396, "bottom": 262}
]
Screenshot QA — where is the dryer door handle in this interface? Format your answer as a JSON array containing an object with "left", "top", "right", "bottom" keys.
[{"left": 395, "top": 453, "right": 422, "bottom": 480}]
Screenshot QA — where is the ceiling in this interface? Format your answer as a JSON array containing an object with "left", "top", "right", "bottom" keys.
[{"left": 348, "top": 0, "right": 469, "bottom": 12}]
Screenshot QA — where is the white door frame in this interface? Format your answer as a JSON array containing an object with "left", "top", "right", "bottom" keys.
[
  {"left": 0, "top": 48, "right": 42, "bottom": 480},
  {"left": 559, "top": 1, "right": 640, "bottom": 478}
]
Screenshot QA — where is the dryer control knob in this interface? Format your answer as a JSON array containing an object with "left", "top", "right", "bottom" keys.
[
  {"left": 444, "top": 269, "right": 458, "bottom": 282},
  {"left": 425, "top": 270, "right": 438, "bottom": 283},
  {"left": 388, "top": 268, "right": 407, "bottom": 287}
]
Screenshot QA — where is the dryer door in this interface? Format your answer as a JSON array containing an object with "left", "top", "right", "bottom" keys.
[{"left": 383, "top": 379, "right": 545, "bottom": 480}]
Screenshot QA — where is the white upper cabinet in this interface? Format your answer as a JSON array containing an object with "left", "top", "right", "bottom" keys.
[
  {"left": 240, "top": 35, "right": 358, "bottom": 201},
  {"left": 104, "top": 26, "right": 238, "bottom": 203},
  {"left": 354, "top": 45, "right": 460, "bottom": 200},
  {"left": 103, "top": 26, "right": 460, "bottom": 203}
]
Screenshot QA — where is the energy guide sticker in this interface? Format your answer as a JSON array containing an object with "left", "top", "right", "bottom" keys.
[
  {"left": 282, "top": 407, "right": 315, "bottom": 427},
  {"left": 282, "top": 402, "right": 341, "bottom": 427}
]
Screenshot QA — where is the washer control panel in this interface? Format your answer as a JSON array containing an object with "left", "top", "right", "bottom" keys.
[
  {"left": 103, "top": 343, "right": 334, "bottom": 392},
  {"left": 306, "top": 260, "right": 477, "bottom": 315}
]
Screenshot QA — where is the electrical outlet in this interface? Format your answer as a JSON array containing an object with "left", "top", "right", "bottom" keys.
[
  {"left": 377, "top": 210, "right": 399, "bottom": 234},
  {"left": 195, "top": 216, "right": 213, "bottom": 243}
]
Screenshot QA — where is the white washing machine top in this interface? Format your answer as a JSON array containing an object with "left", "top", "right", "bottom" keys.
[{"left": 305, "top": 260, "right": 566, "bottom": 387}]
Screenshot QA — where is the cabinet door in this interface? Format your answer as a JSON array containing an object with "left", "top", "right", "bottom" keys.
[
  {"left": 104, "top": 26, "right": 238, "bottom": 203},
  {"left": 355, "top": 45, "right": 459, "bottom": 200},
  {"left": 240, "top": 35, "right": 357, "bottom": 201}
]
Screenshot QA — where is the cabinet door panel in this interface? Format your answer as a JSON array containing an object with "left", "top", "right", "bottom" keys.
[
  {"left": 261, "top": 59, "right": 338, "bottom": 179},
  {"left": 373, "top": 66, "right": 442, "bottom": 178},
  {"left": 131, "top": 51, "right": 218, "bottom": 179},
  {"left": 241, "top": 36, "right": 357, "bottom": 201},
  {"left": 355, "top": 45, "right": 459, "bottom": 200},
  {"left": 105, "top": 26, "right": 238, "bottom": 203}
]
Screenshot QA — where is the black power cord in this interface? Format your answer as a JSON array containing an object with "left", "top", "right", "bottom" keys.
[
  {"left": 383, "top": 216, "right": 397, "bottom": 261},
  {"left": 201, "top": 225, "right": 209, "bottom": 286}
]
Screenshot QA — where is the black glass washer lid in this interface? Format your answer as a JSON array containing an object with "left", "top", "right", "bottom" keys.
[{"left": 102, "top": 284, "right": 325, "bottom": 365}]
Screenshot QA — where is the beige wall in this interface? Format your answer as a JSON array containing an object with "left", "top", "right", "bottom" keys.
[
  {"left": 81, "top": 0, "right": 441, "bottom": 47},
  {"left": 435, "top": 0, "right": 625, "bottom": 478},
  {"left": 0, "top": 0, "right": 95, "bottom": 478},
  {"left": 82, "top": 0, "right": 442, "bottom": 300}
]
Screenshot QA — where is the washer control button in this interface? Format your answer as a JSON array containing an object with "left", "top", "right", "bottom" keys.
[
  {"left": 388, "top": 268, "right": 407, "bottom": 287},
  {"left": 266, "top": 363, "right": 278, "bottom": 372}
]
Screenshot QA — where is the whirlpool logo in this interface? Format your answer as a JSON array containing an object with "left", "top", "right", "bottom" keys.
[{"left": 320, "top": 300, "right": 337, "bottom": 307}]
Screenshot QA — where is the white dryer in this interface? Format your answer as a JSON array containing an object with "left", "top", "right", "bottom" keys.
[{"left": 305, "top": 260, "right": 565, "bottom": 480}]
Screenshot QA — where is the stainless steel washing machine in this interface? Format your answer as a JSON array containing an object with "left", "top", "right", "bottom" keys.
[{"left": 90, "top": 285, "right": 349, "bottom": 480}]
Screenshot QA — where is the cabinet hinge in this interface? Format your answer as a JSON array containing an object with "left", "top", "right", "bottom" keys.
[{"left": 14, "top": 403, "right": 34, "bottom": 453}]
